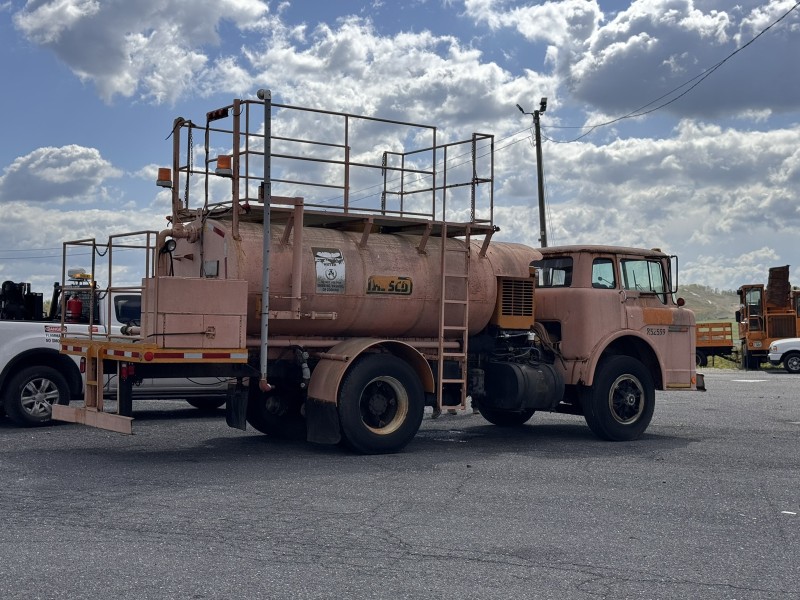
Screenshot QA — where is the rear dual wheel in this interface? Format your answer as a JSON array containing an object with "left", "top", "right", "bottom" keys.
[
  {"left": 695, "top": 350, "right": 708, "bottom": 368},
  {"left": 246, "top": 384, "right": 307, "bottom": 440},
  {"left": 338, "top": 354, "right": 424, "bottom": 454},
  {"left": 186, "top": 397, "right": 226, "bottom": 411}
]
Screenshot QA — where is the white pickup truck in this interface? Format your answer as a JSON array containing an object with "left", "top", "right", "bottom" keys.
[
  {"left": 0, "top": 277, "right": 228, "bottom": 426},
  {"left": 767, "top": 338, "right": 800, "bottom": 374}
]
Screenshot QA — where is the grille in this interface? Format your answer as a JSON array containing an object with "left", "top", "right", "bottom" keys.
[
  {"left": 768, "top": 314, "right": 796, "bottom": 338},
  {"left": 501, "top": 279, "right": 534, "bottom": 316}
]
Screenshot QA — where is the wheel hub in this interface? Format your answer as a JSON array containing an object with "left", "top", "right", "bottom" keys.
[
  {"left": 609, "top": 375, "right": 644, "bottom": 424},
  {"left": 369, "top": 393, "right": 390, "bottom": 416},
  {"left": 23, "top": 380, "right": 55, "bottom": 416},
  {"left": 360, "top": 375, "right": 409, "bottom": 435}
]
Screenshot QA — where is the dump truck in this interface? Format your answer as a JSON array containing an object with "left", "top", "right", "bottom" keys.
[
  {"left": 737, "top": 266, "right": 800, "bottom": 369},
  {"left": 53, "top": 90, "right": 702, "bottom": 453}
]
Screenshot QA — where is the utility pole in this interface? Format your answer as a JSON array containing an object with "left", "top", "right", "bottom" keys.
[{"left": 517, "top": 98, "right": 548, "bottom": 247}]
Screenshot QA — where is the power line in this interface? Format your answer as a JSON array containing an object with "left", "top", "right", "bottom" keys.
[{"left": 541, "top": 1, "right": 800, "bottom": 143}]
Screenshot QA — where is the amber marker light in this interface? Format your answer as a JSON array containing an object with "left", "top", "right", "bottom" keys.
[
  {"left": 215, "top": 155, "right": 233, "bottom": 177},
  {"left": 156, "top": 167, "right": 172, "bottom": 188}
]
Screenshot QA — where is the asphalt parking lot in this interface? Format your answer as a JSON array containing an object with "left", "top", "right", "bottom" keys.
[{"left": 1, "top": 368, "right": 798, "bottom": 600}]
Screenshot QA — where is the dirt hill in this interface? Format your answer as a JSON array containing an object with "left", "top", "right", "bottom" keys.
[{"left": 680, "top": 284, "right": 739, "bottom": 323}]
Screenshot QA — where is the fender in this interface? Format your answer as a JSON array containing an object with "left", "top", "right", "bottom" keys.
[
  {"left": 305, "top": 337, "right": 434, "bottom": 444},
  {"left": 574, "top": 330, "right": 665, "bottom": 389},
  {"left": 0, "top": 347, "right": 83, "bottom": 398}
]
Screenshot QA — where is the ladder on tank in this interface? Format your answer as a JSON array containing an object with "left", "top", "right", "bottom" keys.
[{"left": 436, "top": 224, "right": 471, "bottom": 414}]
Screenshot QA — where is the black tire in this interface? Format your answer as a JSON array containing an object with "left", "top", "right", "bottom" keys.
[
  {"left": 581, "top": 356, "right": 655, "bottom": 441},
  {"left": 185, "top": 397, "right": 226, "bottom": 411},
  {"left": 479, "top": 406, "right": 535, "bottom": 427},
  {"left": 338, "top": 354, "right": 424, "bottom": 454},
  {"left": 783, "top": 351, "right": 800, "bottom": 374},
  {"left": 246, "top": 383, "right": 307, "bottom": 440},
  {"left": 3, "top": 365, "right": 70, "bottom": 426},
  {"left": 695, "top": 350, "right": 708, "bottom": 368},
  {"left": 741, "top": 345, "right": 760, "bottom": 370}
]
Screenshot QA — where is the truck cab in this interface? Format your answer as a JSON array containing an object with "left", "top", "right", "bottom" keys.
[{"left": 531, "top": 246, "right": 699, "bottom": 437}]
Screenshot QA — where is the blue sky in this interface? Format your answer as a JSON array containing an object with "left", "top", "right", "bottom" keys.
[{"left": 0, "top": 0, "right": 798, "bottom": 295}]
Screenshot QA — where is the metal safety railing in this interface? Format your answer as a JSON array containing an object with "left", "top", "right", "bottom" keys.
[{"left": 161, "top": 95, "right": 496, "bottom": 239}]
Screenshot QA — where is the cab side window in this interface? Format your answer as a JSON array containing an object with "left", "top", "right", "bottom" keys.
[
  {"left": 532, "top": 257, "right": 573, "bottom": 288},
  {"left": 592, "top": 258, "right": 616, "bottom": 289}
]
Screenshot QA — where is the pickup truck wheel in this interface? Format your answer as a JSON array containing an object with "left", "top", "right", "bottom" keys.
[
  {"left": 246, "top": 385, "right": 306, "bottom": 440},
  {"left": 783, "top": 352, "right": 800, "bottom": 374},
  {"left": 338, "top": 354, "right": 424, "bottom": 454},
  {"left": 3, "top": 366, "right": 70, "bottom": 426},
  {"left": 479, "top": 406, "right": 535, "bottom": 427},
  {"left": 185, "top": 398, "right": 226, "bottom": 411},
  {"left": 581, "top": 356, "right": 654, "bottom": 441}
]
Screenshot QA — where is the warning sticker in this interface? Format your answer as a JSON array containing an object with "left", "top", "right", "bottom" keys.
[{"left": 313, "top": 247, "right": 345, "bottom": 294}]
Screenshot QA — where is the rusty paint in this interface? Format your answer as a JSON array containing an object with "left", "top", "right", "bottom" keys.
[{"left": 642, "top": 308, "right": 674, "bottom": 325}]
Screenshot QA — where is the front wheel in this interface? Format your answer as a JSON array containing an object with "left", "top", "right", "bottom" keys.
[
  {"left": 3, "top": 366, "right": 70, "bottom": 426},
  {"left": 581, "top": 356, "right": 655, "bottom": 441},
  {"left": 479, "top": 406, "right": 535, "bottom": 427},
  {"left": 783, "top": 351, "right": 800, "bottom": 374},
  {"left": 338, "top": 354, "right": 424, "bottom": 454}
]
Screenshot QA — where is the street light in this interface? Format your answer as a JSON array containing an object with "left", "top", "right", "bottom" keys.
[{"left": 517, "top": 97, "right": 548, "bottom": 247}]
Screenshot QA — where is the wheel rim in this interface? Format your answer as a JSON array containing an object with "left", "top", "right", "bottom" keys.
[
  {"left": 607, "top": 374, "right": 645, "bottom": 425},
  {"left": 20, "top": 377, "right": 60, "bottom": 418},
  {"left": 359, "top": 376, "right": 409, "bottom": 435},
  {"left": 787, "top": 356, "right": 800, "bottom": 372}
]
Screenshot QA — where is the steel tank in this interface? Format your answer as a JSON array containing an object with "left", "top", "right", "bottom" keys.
[{"left": 169, "top": 218, "right": 538, "bottom": 338}]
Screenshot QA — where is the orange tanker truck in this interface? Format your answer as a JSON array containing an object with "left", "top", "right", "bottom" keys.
[{"left": 53, "top": 90, "right": 702, "bottom": 453}]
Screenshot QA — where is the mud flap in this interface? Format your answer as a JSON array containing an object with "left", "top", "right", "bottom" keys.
[
  {"left": 696, "top": 373, "right": 706, "bottom": 392},
  {"left": 305, "top": 397, "right": 341, "bottom": 445},
  {"left": 225, "top": 381, "right": 248, "bottom": 431}
]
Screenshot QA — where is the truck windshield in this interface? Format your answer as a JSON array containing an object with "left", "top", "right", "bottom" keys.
[
  {"left": 621, "top": 259, "right": 667, "bottom": 303},
  {"left": 532, "top": 257, "right": 573, "bottom": 288}
]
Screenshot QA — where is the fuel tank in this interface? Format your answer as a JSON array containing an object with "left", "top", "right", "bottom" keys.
[
  {"left": 482, "top": 361, "right": 565, "bottom": 411},
  {"left": 168, "top": 218, "right": 539, "bottom": 338}
]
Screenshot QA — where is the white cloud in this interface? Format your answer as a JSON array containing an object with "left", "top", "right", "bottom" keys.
[
  {"left": 464, "top": 0, "right": 800, "bottom": 119},
  {"left": 5, "top": 0, "right": 799, "bottom": 293},
  {"left": 13, "top": 0, "right": 271, "bottom": 104},
  {"left": 0, "top": 145, "right": 122, "bottom": 204}
]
